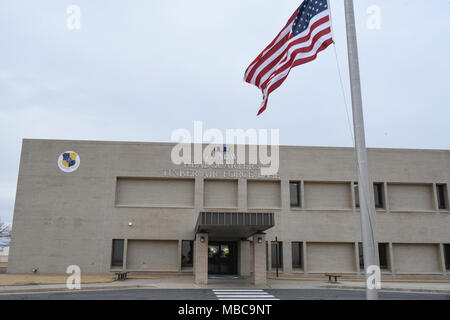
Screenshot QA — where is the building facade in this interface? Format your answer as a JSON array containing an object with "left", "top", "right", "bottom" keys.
[{"left": 8, "top": 139, "right": 450, "bottom": 283}]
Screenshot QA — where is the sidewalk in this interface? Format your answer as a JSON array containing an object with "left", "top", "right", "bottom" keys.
[
  {"left": 267, "top": 278, "right": 450, "bottom": 294},
  {"left": 0, "top": 274, "right": 449, "bottom": 295},
  {"left": 0, "top": 274, "right": 114, "bottom": 286}
]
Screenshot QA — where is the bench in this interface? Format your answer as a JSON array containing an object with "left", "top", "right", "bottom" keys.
[
  {"left": 325, "top": 273, "right": 342, "bottom": 283},
  {"left": 115, "top": 272, "right": 129, "bottom": 281}
]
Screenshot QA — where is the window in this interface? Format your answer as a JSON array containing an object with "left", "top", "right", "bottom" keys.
[
  {"left": 444, "top": 244, "right": 450, "bottom": 270},
  {"left": 291, "top": 242, "right": 303, "bottom": 269},
  {"left": 355, "top": 183, "right": 384, "bottom": 209},
  {"left": 271, "top": 242, "right": 283, "bottom": 269},
  {"left": 437, "top": 184, "right": 448, "bottom": 210},
  {"left": 111, "top": 239, "right": 124, "bottom": 268},
  {"left": 181, "top": 240, "right": 194, "bottom": 268},
  {"left": 290, "top": 182, "right": 301, "bottom": 207},
  {"left": 358, "top": 242, "right": 364, "bottom": 269},
  {"left": 354, "top": 183, "right": 360, "bottom": 208},
  {"left": 374, "top": 183, "right": 384, "bottom": 209},
  {"left": 378, "top": 243, "right": 389, "bottom": 270}
]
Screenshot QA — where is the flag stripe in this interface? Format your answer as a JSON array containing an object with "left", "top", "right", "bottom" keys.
[
  {"left": 261, "top": 26, "right": 332, "bottom": 91},
  {"left": 244, "top": 9, "right": 299, "bottom": 80},
  {"left": 249, "top": 33, "right": 293, "bottom": 86},
  {"left": 256, "top": 36, "right": 333, "bottom": 116},
  {"left": 258, "top": 20, "right": 331, "bottom": 88},
  {"left": 248, "top": 10, "right": 330, "bottom": 86},
  {"left": 264, "top": 36, "right": 333, "bottom": 96},
  {"left": 257, "top": 35, "right": 332, "bottom": 114}
]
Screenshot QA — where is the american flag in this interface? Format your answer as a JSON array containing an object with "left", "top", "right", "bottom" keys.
[{"left": 244, "top": 0, "right": 333, "bottom": 115}]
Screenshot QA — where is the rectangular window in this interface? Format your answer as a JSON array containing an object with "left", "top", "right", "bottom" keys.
[
  {"left": 354, "top": 183, "right": 360, "bottom": 208},
  {"left": 437, "top": 184, "right": 448, "bottom": 210},
  {"left": 358, "top": 242, "right": 364, "bottom": 269},
  {"left": 111, "top": 239, "right": 124, "bottom": 268},
  {"left": 356, "top": 183, "right": 384, "bottom": 209},
  {"left": 378, "top": 243, "right": 389, "bottom": 270},
  {"left": 290, "top": 182, "right": 301, "bottom": 207},
  {"left": 291, "top": 242, "right": 303, "bottom": 269},
  {"left": 181, "top": 240, "right": 194, "bottom": 268},
  {"left": 271, "top": 242, "right": 283, "bottom": 269},
  {"left": 444, "top": 244, "right": 450, "bottom": 270},
  {"left": 374, "top": 183, "right": 384, "bottom": 209}
]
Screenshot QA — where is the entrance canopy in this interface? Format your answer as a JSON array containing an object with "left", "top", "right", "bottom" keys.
[{"left": 195, "top": 212, "right": 274, "bottom": 238}]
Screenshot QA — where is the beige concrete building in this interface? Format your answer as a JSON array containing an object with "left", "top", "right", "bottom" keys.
[{"left": 7, "top": 139, "right": 450, "bottom": 283}]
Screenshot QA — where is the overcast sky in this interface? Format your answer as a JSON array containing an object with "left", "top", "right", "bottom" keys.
[{"left": 0, "top": 0, "right": 449, "bottom": 223}]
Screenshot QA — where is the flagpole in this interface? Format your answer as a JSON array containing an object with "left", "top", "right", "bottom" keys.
[{"left": 343, "top": 0, "right": 379, "bottom": 300}]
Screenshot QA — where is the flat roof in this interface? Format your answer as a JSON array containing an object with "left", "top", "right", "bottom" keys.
[{"left": 20, "top": 138, "right": 450, "bottom": 153}]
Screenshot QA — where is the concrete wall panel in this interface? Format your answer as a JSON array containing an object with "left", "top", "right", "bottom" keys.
[
  {"left": 307, "top": 242, "right": 356, "bottom": 273},
  {"left": 388, "top": 184, "right": 434, "bottom": 211},
  {"left": 304, "top": 182, "right": 352, "bottom": 210},
  {"left": 204, "top": 180, "right": 238, "bottom": 208},
  {"left": 126, "top": 240, "right": 178, "bottom": 271},
  {"left": 116, "top": 178, "right": 194, "bottom": 207},
  {"left": 393, "top": 243, "right": 441, "bottom": 273},
  {"left": 247, "top": 181, "right": 281, "bottom": 209}
]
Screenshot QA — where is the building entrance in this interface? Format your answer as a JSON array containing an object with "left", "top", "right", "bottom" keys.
[{"left": 208, "top": 241, "right": 237, "bottom": 275}]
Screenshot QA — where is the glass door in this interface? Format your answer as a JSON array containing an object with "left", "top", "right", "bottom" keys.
[{"left": 208, "top": 242, "right": 237, "bottom": 275}]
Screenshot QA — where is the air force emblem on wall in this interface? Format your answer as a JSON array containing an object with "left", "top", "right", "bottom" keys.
[{"left": 58, "top": 151, "right": 80, "bottom": 172}]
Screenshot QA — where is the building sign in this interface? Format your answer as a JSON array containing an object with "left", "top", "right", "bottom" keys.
[{"left": 163, "top": 163, "right": 280, "bottom": 179}]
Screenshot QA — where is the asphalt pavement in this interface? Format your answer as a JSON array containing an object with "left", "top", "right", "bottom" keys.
[{"left": 0, "top": 288, "right": 449, "bottom": 300}]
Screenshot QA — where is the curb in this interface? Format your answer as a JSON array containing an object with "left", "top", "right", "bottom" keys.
[
  {"left": 267, "top": 276, "right": 450, "bottom": 284},
  {"left": 0, "top": 285, "right": 150, "bottom": 295},
  {"left": 321, "top": 284, "right": 450, "bottom": 294}
]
